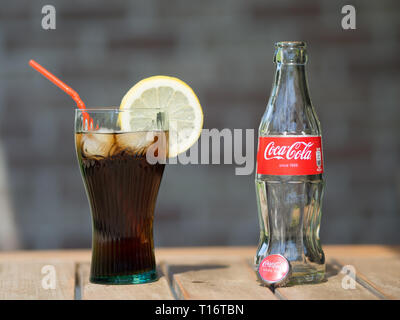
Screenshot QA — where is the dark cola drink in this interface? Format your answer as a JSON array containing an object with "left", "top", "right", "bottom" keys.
[{"left": 75, "top": 131, "right": 166, "bottom": 284}]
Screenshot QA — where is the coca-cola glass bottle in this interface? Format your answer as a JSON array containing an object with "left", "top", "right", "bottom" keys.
[{"left": 255, "top": 41, "right": 325, "bottom": 286}]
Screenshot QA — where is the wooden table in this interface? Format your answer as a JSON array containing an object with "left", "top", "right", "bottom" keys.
[{"left": 0, "top": 245, "right": 399, "bottom": 300}]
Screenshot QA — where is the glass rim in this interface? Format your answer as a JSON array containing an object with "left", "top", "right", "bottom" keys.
[
  {"left": 75, "top": 107, "right": 164, "bottom": 112},
  {"left": 275, "top": 41, "right": 306, "bottom": 48}
]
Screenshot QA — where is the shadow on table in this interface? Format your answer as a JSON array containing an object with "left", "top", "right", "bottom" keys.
[{"left": 325, "top": 262, "right": 340, "bottom": 279}]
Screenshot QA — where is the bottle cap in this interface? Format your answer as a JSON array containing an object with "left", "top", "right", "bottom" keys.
[{"left": 258, "top": 254, "right": 291, "bottom": 286}]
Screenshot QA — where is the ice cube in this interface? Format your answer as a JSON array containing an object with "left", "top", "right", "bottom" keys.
[
  {"left": 115, "top": 132, "right": 156, "bottom": 156},
  {"left": 81, "top": 133, "right": 115, "bottom": 159}
]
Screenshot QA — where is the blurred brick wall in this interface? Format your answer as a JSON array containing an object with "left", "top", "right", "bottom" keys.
[{"left": 0, "top": 0, "right": 399, "bottom": 249}]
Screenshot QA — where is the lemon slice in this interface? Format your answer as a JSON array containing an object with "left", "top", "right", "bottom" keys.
[{"left": 119, "top": 76, "right": 203, "bottom": 157}]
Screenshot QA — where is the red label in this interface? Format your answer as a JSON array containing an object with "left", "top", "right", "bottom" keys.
[
  {"left": 256, "top": 136, "right": 323, "bottom": 175},
  {"left": 258, "top": 254, "right": 290, "bottom": 284}
]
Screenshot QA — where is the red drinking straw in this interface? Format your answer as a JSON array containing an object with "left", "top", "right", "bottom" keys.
[{"left": 29, "top": 59, "right": 94, "bottom": 129}]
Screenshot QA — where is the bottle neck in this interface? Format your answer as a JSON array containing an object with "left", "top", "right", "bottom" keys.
[
  {"left": 271, "top": 63, "right": 311, "bottom": 106},
  {"left": 270, "top": 42, "right": 311, "bottom": 108},
  {"left": 260, "top": 42, "right": 320, "bottom": 136}
]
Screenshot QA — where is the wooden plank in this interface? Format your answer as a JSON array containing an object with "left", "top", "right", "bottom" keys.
[
  {"left": 165, "top": 256, "right": 276, "bottom": 300},
  {"left": 334, "top": 256, "right": 400, "bottom": 299},
  {"left": 0, "top": 261, "right": 75, "bottom": 300},
  {"left": 78, "top": 263, "right": 174, "bottom": 300},
  {"left": 0, "top": 246, "right": 398, "bottom": 301},
  {"left": 276, "top": 260, "right": 379, "bottom": 300}
]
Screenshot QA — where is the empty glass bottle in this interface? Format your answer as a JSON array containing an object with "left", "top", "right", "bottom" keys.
[{"left": 255, "top": 41, "right": 325, "bottom": 286}]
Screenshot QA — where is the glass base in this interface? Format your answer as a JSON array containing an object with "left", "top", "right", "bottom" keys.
[
  {"left": 256, "top": 261, "right": 325, "bottom": 287},
  {"left": 90, "top": 269, "right": 157, "bottom": 285}
]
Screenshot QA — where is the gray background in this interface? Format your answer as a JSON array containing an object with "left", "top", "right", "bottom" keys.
[{"left": 0, "top": 0, "right": 399, "bottom": 250}]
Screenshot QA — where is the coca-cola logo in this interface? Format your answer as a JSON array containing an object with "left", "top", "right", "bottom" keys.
[
  {"left": 264, "top": 141, "right": 313, "bottom": 161},
  {"left": 257, "top": 136, "right": 323, "bottom": 175},
  {"left": 261, "top": 260, "right": 282, "bottom": 270}
]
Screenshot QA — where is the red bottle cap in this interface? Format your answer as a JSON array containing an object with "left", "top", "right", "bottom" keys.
[{"left": 258, "top": 254, "right": 290, "bottom": 286}]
